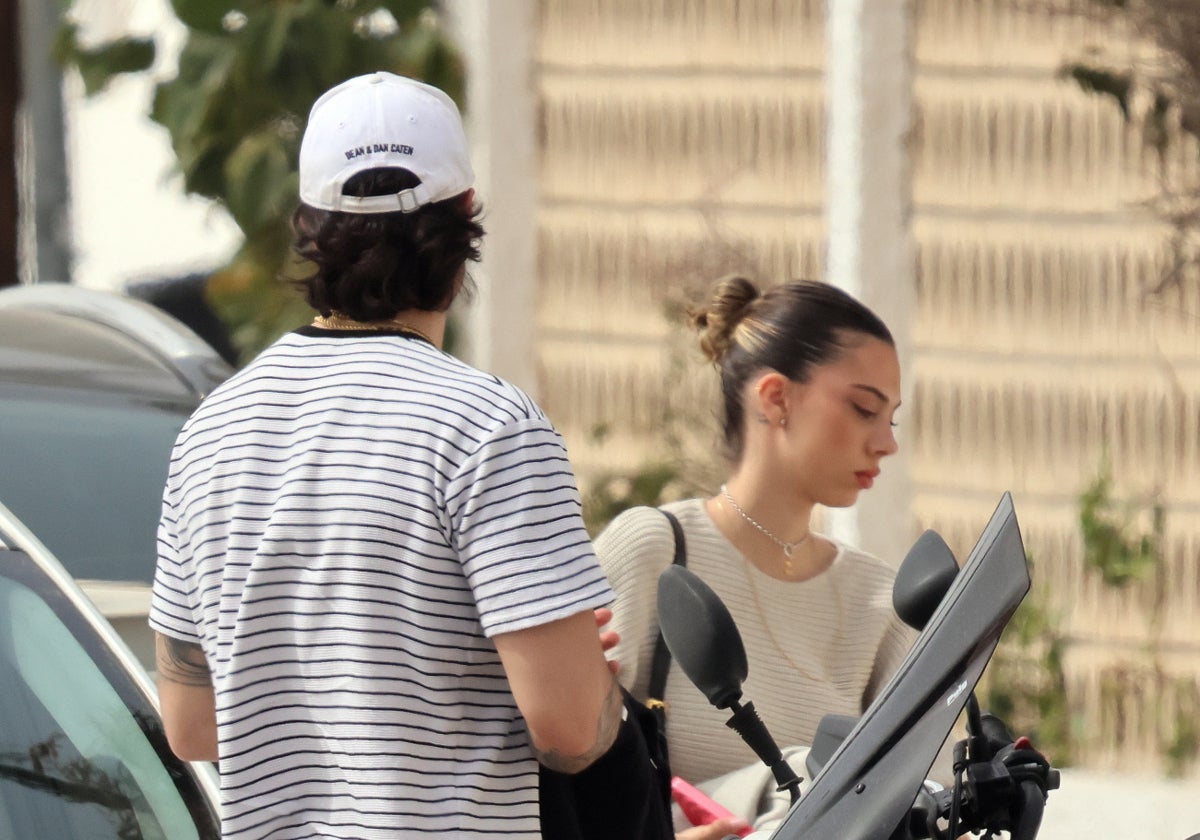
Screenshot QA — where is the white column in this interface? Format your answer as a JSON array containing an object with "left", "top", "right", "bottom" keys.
[
  {"left": 443, "top": 0, "right": 540, "bottom": 398},
  {"left": 19, "top": 0, "right": 73, "bottom": 284},
  {"left": 823, "top": 0, "right": 917, "bottom": 564}
]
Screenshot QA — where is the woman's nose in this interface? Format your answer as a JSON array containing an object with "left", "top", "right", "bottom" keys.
[{"left": 873, "top": 424, "right": 899, "bottom": 457}]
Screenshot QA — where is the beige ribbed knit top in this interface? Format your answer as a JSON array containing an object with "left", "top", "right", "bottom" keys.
[{"left": 596, "top": 498, "right": 916, "bottom": 785}]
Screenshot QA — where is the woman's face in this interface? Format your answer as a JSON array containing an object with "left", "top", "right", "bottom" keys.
[{"left": 771, "top": 336, "right": 902, "bottom": 508}]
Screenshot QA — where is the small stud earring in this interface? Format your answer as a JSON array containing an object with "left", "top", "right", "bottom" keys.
[{"left": 779, "top": 417, "right": 787, "bottom": 428}]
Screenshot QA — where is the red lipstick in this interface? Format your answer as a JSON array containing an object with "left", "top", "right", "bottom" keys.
[{"left": 855, "top": 470, "right": 879, "bottom": 490}]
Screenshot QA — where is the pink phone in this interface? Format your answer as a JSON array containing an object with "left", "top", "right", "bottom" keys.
[{"left": 670, "top": 776, "right": 752, "bottom": 837}]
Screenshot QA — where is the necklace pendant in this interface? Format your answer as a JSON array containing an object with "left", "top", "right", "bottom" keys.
[{"left": 782, "top": 544, "right": 796, "bottom": 558}]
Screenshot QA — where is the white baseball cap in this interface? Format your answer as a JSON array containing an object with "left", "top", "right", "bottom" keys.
[{"left": 298, "top": 71, "right": 474, "bottom": 214}]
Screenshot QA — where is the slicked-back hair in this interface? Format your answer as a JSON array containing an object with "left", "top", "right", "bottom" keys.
[{"left": 690, "top": 277, "right": 894, "bottom": 463}]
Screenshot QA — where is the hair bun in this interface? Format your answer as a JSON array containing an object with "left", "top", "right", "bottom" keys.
[{"left": 689, "top": 275, "right": 761, "bottom": 364}]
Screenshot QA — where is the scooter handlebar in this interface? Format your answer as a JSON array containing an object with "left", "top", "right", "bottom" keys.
[{"left": 1010, "top": 780, "right": 1047, "bottom": 840}]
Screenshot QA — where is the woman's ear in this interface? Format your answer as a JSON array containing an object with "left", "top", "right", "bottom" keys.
[{"left": 753, "top": 371, "right": 791, "bottom": 425}]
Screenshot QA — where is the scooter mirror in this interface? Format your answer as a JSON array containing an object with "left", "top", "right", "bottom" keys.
[
  {"left": 657, "top": 565, "right": 749, "bottom": 709},
  {"left": 893, "top": 530, "right": 960, "bottom": 631}
]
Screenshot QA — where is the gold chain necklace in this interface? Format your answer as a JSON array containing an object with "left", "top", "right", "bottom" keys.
[
  {"left": 312, "top": 312, "right": 435, "bottom": 345},
  {"left": 741, "top": 559, "right": 821, "bottom": 682},
  {"left": 720, "top": 484, "right": 810, "bottom": 575}
]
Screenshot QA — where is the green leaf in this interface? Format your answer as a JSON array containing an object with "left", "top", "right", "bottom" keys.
[
  {"left": 581, "top": 462, "right": 683, "bottom": 535},
  {"left": 169, "top": 0, "right": 241, "bottom": 34},
  {"left": 56, "top": 31, "right": 157, "bottom": 96},
  {"left": 232, "top": 3, "right": 302, "bottom": 79},
  {"left": 379, "top": 22, "right": 465, "bottom": 106},
  {"left": 151, "top": 34, "right": 241, "bottom": 198},
  {"left": 52, "top": 20, "right": 82, "bottom": 66},
  {"left": 82, "top": 0, "right": 465, "bottom": 363},
  {"left": 377, "top": 0, "right": 432, "bottom": 27},
  {"left": 1078, "top": 464, "right": 1161, "bottom": 587},
  {"left": 224, "top": 131, "right": 293, "bottom": 233},
  {"left": 79, "top": 39, "right": 157, "bottom": 94},
  {"left": 407, "top": 36, "right": 466, "bottom": 106}
]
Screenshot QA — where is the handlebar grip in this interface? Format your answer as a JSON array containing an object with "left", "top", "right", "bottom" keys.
[
  {"left": 979, "top": 712, "right": 1014, "bottom": 745},
  {"left": 1010, "top": 779, "right": 1046, "bottom": 840}
]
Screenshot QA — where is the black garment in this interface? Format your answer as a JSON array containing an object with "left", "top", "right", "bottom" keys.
[
  {"left": 538, "top": 689, "right": 674, "bottom": 840},
  {"left": 539, "top": 508, "right": 686, "bottom": 840}
]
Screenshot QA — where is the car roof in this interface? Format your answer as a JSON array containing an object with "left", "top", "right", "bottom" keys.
[
  {"left": 0, "top": 286, "right": 236, "bottom": 587},
  {"left": 0, "top": 284, "right": 234, "bottom": 401},
  {"left": 0, "top": 308, "right": 205, "bottom": 406}
]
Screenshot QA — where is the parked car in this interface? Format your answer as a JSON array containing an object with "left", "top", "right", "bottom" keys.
[
  {"left": 0, "top": 284, "right": 234, "bottom": 670},
  {"left": 0, "top": 497, "right": 221, "bottom": 837}
]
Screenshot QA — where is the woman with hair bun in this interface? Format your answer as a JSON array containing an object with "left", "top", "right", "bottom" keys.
[{"left": 596, "top": 276, "right": 912, "bottom": 839}]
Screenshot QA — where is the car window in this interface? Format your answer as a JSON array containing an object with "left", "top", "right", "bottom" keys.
[
  {"left": 0, "top": 397, "right": 188, "bottom": 584},
  {"left": 0, "top": 551, "right": 218, "bottom": 839}
]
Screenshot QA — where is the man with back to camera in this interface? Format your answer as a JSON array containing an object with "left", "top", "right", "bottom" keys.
[{"left": 149, "top": 71, "right": 659, "bottom": 838}]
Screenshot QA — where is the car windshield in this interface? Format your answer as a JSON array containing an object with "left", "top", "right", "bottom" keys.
[
  {"left": 0, "top": 551, "right": 218, "bottom": 838},
  {"left": 0, "top": 397, "right": 186, "bottom": 584}
]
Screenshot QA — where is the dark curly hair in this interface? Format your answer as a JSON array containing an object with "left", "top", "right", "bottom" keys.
[
  {"left": 689, "top": 276, "right": 894, "bottom": 462},
  {"left": 290, "top": 168, "right": 485, "bottom": 318}
]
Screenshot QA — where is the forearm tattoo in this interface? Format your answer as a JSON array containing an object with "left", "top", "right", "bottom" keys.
[
  {"left": 156, "top": 635, "right": 213, "bottom": 688},
  {"left": 535, "top": 677, "right": 624, "bottom": 774}
]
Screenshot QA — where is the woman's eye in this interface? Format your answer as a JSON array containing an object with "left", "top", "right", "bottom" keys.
[{"left": 852, "top": 404, "right": 877, "bottom": 420}]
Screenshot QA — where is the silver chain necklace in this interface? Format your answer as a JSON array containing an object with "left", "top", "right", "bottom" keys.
[{"left": 720, "top": 484, "right": 810, "bottom": 559}]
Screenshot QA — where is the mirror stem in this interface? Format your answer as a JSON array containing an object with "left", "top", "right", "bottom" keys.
[{"left": 724, "top": 699, "right": 804, "bottom": 803}]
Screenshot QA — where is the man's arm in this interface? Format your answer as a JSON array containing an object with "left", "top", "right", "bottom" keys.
[
  {"left": 493, "top": 609, "right": 624, "bottom": 774},
  {"left": 154, "top": 632, "right": 219, "bottom": 762}
]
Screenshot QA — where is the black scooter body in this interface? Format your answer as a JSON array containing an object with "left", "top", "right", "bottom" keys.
[
  {"left": 770, "top": 492, "right": 1030, "bottom": 839},
  {"left": 658, "top": 492, "right": 1035, "bottom": 840}
]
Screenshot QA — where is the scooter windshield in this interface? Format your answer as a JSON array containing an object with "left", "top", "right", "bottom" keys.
[{"left": 769, "top": 492, "right": 1030, "bottom": 840}]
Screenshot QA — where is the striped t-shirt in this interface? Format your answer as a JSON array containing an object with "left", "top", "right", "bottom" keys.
[{"left": 150, "top": 327, "right": 613, "bottom": 839}]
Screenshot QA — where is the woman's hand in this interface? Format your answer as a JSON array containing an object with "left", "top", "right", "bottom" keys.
[
  {"left": 594, "top": 607, "right": 620, "bottom": 674},
  {"left": 676, "top": 817, "right": 751, "bottom": 840}
]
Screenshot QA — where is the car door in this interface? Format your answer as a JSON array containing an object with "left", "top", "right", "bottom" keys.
[{"left": 0, "top": 541, "right": 220, "bottom": 839}]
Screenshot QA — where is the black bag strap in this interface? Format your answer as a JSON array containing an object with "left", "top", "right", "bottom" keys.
[{"left": 646, "top": 508, "right": 686, "bottom": 710}]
